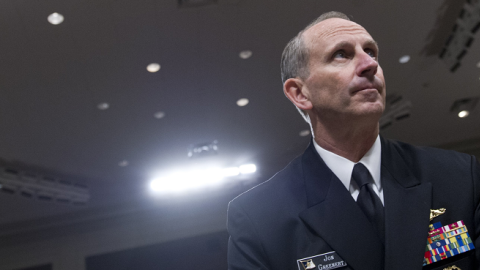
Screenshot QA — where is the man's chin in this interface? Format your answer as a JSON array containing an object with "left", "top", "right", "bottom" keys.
[{"left": 353, "top": 103, "right": 385, "bottom": 117}]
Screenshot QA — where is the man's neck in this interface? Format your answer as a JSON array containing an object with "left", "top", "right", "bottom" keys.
[{"left": 311, "top": 116, "right": 380, "bottom": 163}]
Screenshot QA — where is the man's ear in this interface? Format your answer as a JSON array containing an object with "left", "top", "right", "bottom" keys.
[{"left": 283, "top": 78, "right": 312, "bottom": 111}]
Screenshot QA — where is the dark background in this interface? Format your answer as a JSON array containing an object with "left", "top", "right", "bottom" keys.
[{"left": 0, "top": 0, "right": 479, "bottom": 269}]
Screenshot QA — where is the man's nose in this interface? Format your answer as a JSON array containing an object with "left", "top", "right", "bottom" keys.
[{"left": 356, "top": 51, "right": 378, "bottom": 78}]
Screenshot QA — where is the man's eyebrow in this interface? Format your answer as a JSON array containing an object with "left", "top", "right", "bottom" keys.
[
  {"left": 328, "top": 39, "right": 379, "bottom": 52},
  {"left": 365, "top": 39, "right": 379, "bottom": 51},
  {"left": 329, "top": 41, "right": 351, "bottom": 53}
]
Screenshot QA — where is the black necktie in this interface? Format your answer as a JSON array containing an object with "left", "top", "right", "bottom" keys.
[{"left": 351, "top": 163, "right": 385, "bottom": 244}]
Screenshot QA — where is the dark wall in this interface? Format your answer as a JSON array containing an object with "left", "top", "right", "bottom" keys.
[{"left": 86, "top": 230, "right": 228, "bottom": 270}]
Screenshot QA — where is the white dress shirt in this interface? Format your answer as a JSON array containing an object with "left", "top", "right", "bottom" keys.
[{"left": 313, "top": 135, "right": 384, "bottom": 205}]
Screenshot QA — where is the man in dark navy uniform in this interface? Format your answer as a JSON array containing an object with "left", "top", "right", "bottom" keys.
[{"left": 227, "top": 11, "right": 480, "bottom": 270}]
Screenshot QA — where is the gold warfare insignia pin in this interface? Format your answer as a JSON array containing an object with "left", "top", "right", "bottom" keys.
[{"left": 430, "top": 208, "right": 446, "bottom": 221}]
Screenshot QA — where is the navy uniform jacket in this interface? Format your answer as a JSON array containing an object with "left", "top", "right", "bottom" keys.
[{"left": 227, "top": 137, "right": 480, "bottom": 270}]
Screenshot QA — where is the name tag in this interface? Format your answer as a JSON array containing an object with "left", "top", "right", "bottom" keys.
[{"left": 297, "top": 251, "right": 347, "bottom": 270}]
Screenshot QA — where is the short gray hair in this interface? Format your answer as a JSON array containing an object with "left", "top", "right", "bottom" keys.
[{"left": 280, "top": 11, "right": 351, "bottom": 121}]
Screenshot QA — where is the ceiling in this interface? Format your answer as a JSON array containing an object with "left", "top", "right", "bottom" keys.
[{"left": 0, "top": 0, "right": 479, "bottom": 241}]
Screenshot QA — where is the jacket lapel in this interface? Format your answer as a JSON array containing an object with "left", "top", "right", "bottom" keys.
[
  {"left": 299, "top": 143, "right": 383, "bottom": 270},
  {"left": 381, "top": 137, "right": 432, "bottom": 270}
]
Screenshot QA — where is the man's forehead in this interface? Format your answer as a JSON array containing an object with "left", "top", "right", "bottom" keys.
[{"left": 303, "top": 18, "right": 373, "bottom": 45}]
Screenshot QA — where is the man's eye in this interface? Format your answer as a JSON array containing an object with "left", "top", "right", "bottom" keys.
[
  {"left": 333, "top": 51, "right": 346, "bottom": 59},
  {"left": 365, "top": 49, "right": 376, "bottom": 58}
]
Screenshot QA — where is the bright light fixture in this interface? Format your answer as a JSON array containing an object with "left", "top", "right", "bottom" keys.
[
  {"left": 239, "top": 50, "right": 253, "bottom": 59},
  {"left": 237, "top": 98, "right": 249, "bottom": 107},
  {"left": 150, "top": 164, "right": 257, "bottom": 193},
  {"left": 150, "top": 177, "right": 170, "bottom": 192},
  {"left": 150, "top": 168, "right": 223, "bottom": 193},
  {"left": 48, "top": 13, "right": 64, "bottom": 25},
  {"left": 399, "top": 55, "right": 410, "bottom": 64},
  {"left": 222, "top": 167, "right": 240, "bottom": 177},
  {"left": 97, "top": 102, "right": 109, "bottom": 110},
  {"left": 239, "top": 164, "right": 256, "bottom": 174},
  {"left": 458, "top": 110, "right": 469, "bottom": 118},
  {"left": 147, "top": 63, "right": 161, "bottom": 73}
]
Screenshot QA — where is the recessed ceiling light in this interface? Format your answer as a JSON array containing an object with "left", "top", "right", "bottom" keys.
[
  {"left": 236, "top": 98, "right": 249, "bottom": 107},
  {"left": 239, "top": 50, "right": 252, "bottom": 59},
  {"left": 399, "top": 55, "right": 410, "bottom": 64},
  {"left": 154, "top": 111, "right": 165, "bottom": 119},
  {"left": 147, "top": 63, "right": 161, "bottom": 73},
  {"left": 299, "top": 130, "right": 310, "bottom": 137},
  {"left": 476, "top": 61, "right": 480, "bottom": 68},
  {"left": 458, "top": 110, "right": 469, "bottom": 118},
  {"left": 118, "top": 160, "right": 129, "bottom": 167},
  {"left": 451, "top": 97, "right": 478, "bottom": 118},
  {"left": 48, "top": 13, "right": 64, "bottom": 25},
  {"left": 97, "top": 102, "right": 109, "bottom": 110}
]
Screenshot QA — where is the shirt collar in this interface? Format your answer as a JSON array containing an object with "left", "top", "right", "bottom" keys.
[{"left": 313, "top": 135, "right": 382, "bottom": 191}]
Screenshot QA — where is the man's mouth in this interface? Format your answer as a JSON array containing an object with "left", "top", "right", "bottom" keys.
[{"left": 352, "top": 87, "right": 378, "bottom": 94}]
